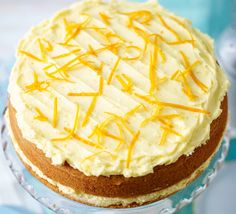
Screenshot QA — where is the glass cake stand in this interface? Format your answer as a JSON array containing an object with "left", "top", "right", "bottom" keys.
[{"left": 0, "top": 109, "right": 231, "bottom": 214}]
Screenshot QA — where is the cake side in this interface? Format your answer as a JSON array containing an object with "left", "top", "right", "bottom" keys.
[{"left": 7, "top": 96, "right": 227, "bottom": 203}]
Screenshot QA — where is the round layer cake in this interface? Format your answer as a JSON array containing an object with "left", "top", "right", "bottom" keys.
[{"left": 7, "top": 0, "right": 229, "bottom": 208}]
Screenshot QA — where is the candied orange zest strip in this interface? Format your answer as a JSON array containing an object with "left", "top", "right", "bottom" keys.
[
  {"left": 116, "top": 75, "right": 133, "bottom": 93},
  {"left": 88, "top": 117, "right": 114, "bottom": 139},
  {"left": 132, "top": 26, "right": 150, "bottom": 41},
  {"left": 114, "top": 122, "right": 125, "bottom": 151},
  {"left": 149, "top": 50, "right": 157, "bottom": 95},
  {"left": 159, "top": 48, "right": 166, "bottom": 63},
  {"left": 156, "top": 114, "right": 181, "bottom": 119},
  {"left": 101, "top": 129, "right": 124, "bottom": 142},
  {"left": 141, "top": 115, "right": 173, "bottom": 128},
  {"left": 38, "top": 39, "right": 46, "bottom": 60},
  {"left": 105, "top": 112, "right": 124, "bottom": 121},
  {"left": 105, "top": 112, "right": 135, "bottom": 135},
  {"left": 116, "top": 75, "right": 127, "bottom": 91},
  {"left": 122, "top": 10, "right": 152, "bottom": 26},
  {"left": 135, "top": 93, "right": 209, "bottom": 114},
  {"left": 99, "top": 12, "right": 111, "bottom": 25},
  {"left": 142, "top": 113, "right": 181, "bottom": 127},
  {"left": 38, "top": 38, "right": 53, "bottom": 60},
  {"left": 159, "top": 129, "right": 168, "bottom": 145},
  {"left": 125, "top": 104, "right": 145, "bottom": 118},
  {"left": 180, "top": 51, "right": 192, "bottom": 67},
  {"left": 88, "top": 125, "right": 99, "bottom": 139},
  {"left": 149, "top": 33, "right": 194, "bottom": 46},
  {"left": 153, "top": 33, "right": 160, "bottom": 68},
  {"left": 53, "top": 97, "right": 58, "bottom": 128},
  {"left": 98, "top": 62, "right": 104, "bottom": 75},
  {"left": 43, "top": 63, "right": 56, "bottom": 71},
  {"left": 51, "top": 104, "right": 80, "bottom": 141},
  {"left": 121, "top": 45, "right": 143, "bottom": 61},
  {"left": 68, "top": 92, "right": 99, "bottom": 97},
  {"left": 148, "top": 34, "right": 167, "bottom": 63},
  {"left": 64, "top": 16, "right": 92, "bottom": 45},
  {"left": 148, "top": 33, "right": 166, "bottom": 43},
  {"left": 161, "top": 126, "right": 182, "bottom": 137},
  {"left": 105, "top": 42, "right": 123, "bottom": 54},
  {"left": 158, "top": 101, "right": 210, "bottom": 114},
  {"left": 34, "top": 108, "right": 48, "bottom": 122},
  {"left": 25, "top": 71, "right": 49, "bottom": 93},
  {"left": 19, "top": 50, "right": 43, "bottom": 62},
  {"left": 88, "top": 45, "right": 98, "bottom": 56},
  {"left": 99, "top": 76, "right": 104, "bottom": 95},
  {"left": 190, "top": 72, "right": 208, "bottom": 93},
  {"left": 122, "top": 74, "right": 133, "bottom": 83},
  {"left": 157, "top": 14, "right": 181, "bottom": 41},
  {"left": 58, "top": 42, "right": 81, "bottom": 48},
  {"left": 107, "top": 57, "right": 121, "bottom": 84},
  {"left": 82, "top": 95, "right": 98, "bottom": 127},
  {"left": 126, "top": 131, "right": 140, "bottom": 168},
  {"left": 134, "top": 93, "right": 155, "bottom": 104},
  {"left": 45, "top": 70, "right": 73, "bottom": 82},
  {"left": 89, "top": 127, "right": 103, "bottom": 146},
  {"left": 88, "top": 26, "right": 124, "bottom": 44},
  {"left": 158, "top": 118, "right": 174, "bottom": 128},
  {"left": 167, "top": 40, "right": 195, "bottom": 45},
  {"left": 49, "top": 56, "right": 80, "bottom": 76},
  {"left": 169, "top": 16, "right": 195, "bottom": 46},
  {"left": 79, "top": 58, "right": 104, "bottom": 75},
  {"left": 64, "top": 128, "right": 103, "bottom": 149},
  {"left": 142, "top": 39, "right": 149, "bottom": 58},
  {"left": 180, "top": 51, "right": 208, "bottom": 93},
  {"left": 81, "top": 151, "right": 116, "bottom": 163},
  {"left": 43, "top": 39, "right": 53, "bottom": 51},
  {"left": 179, "top": 72, "right": 198, "bottom": 101},
  {"left": 52, "top": 48, "right": 81, "bottom": 59},
  {"left": 171, "top": 70, "right": 181, "bottom": 80}
]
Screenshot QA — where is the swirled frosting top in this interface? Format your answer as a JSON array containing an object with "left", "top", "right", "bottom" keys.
[{"left": 9, "top": 0, "right": 228, "bottom": 177}]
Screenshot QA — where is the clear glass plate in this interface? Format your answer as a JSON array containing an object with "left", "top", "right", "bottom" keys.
[{"left": 0, "top": 109, "right": 231, "bottom": 214}]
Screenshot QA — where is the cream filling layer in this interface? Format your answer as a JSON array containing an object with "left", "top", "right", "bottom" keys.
[{"left": 8, "top": 0, "right": 229, "bottom": 177}]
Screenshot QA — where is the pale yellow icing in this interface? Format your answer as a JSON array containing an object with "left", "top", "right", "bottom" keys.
[{"left": 8, "top": 0, "right": 229, "bottom": 177}]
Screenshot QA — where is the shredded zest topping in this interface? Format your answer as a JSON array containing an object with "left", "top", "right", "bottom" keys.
[
  {"left": 107, "top": 57, "right": 121, "bottom": 84},
  {"left": 53, "top": 97, "right": 58, "bottom": 128},
  {"left": 52, "top": 48, "right": 81, "bottom": 59},
  {"left": 25, "top": 71, "right": 49, "bottom": 93},
  {"left": 63, "top": 16, "right": 92, "bottom": 45},
  {"left": 82, "top": 95, "right": 98, "bottom": 127},
  {"left": 135, "top": 93, "right": 210, "bottom": 114},
  {"left": 51, "top": 104, "right": 80, "bottom": 141},
  {"left": 99, "top": 12, "right": 111, "bottom": 25},
  {"left": 123, "top": 10, "right": 152, "bottom": 26},
  {"left": 126, "top": 131, "right": 140, "bottom": 168},
  {"left": 116, "top": 73, "right": 133, "bottom": 93},
  {"left": 180, "top": 51, "right": 208, "bottom": 93},
  {"left": 34, "top": 108, "right": 48, "bottom": 122},
  {"left": 18, "top": 2, "right": 217, "bottom": 174},
  {"left": 64, "top": 128, "right": 104, "bottom": 149},
  {"left": 19, "top": 50, "right": 43, "bottom": 62}
]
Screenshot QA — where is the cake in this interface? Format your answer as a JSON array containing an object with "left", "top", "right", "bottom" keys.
[{"left": 6, "top": 0, "right": 229, "bottom": 208}]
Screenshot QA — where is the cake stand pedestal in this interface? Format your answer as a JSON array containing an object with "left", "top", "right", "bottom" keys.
[{"left": 0, "top": 112, "right": 231, "bottom": 214}]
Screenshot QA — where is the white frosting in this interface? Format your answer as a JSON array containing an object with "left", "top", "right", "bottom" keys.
[{"left": 8, "top": 0, "right": 228, "bottom": 177}]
